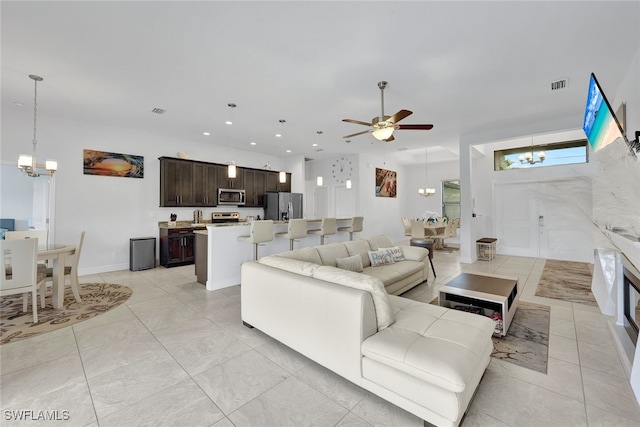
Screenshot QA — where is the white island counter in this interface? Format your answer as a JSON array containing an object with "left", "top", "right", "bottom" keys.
[{"left": 203, "top": 218, "right": 356, "bottom": 291}]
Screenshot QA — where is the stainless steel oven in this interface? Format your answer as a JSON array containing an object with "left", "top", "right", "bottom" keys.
[{"left": 218, "top": 188, "right": 245, "bottom": 206}]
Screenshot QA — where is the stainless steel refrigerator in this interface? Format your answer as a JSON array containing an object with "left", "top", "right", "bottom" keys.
[{"left": 265, "top": 192, "right": 303, "bottom": 221}]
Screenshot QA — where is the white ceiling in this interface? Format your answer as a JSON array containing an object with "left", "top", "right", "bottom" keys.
[{"left": 2, "top": 1, "right": 638, "bottom": 164}]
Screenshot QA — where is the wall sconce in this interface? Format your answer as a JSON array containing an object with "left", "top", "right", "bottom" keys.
[
  {"left": 316, "top": 176, "right": 323, "bottom": 186},
  {"left": 346, "top": 179, "right": 352, "bottom": 189}
]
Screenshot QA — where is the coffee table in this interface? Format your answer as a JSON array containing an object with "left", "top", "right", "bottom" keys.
[{"left": 438, "top": 272, "right": 519, "bottom": 336}]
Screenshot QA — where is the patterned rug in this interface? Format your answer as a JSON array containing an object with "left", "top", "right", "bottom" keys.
[
  {"left": 534, "top": 259, "right": 597, "bottom": 306},
  {"left": 428, "top": 298, "right": 550, "bottom": 373},
  {"left": 491, "top": 302, "right": 550, "bottom": 373},
  {"left": 0, "top": 283, "right": 132, "bottom": 345}
]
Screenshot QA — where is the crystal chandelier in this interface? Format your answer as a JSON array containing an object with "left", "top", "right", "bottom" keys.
[{"left": 18, "top": 74, "right": 57, "bottom": 177}]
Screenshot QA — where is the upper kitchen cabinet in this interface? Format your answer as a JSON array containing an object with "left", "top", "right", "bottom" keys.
[
  {"left": 159, "top": 157, "right": 194, "bottom": 207},
  {"left": 217, "top": 164, "right": 245, "bottom": 190},
  {"left": 244, "top": 169, "right": 266, "bottom": 207},
  {"left": 266, "top": 171, "right": 291, "bottom": 193},
  {"left": 193, "top": 162, "right": 217, "bottom": 206}
]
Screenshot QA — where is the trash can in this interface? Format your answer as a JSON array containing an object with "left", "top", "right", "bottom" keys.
[{"left": 130, "top": 237, "right": 156, "bottom": 271}]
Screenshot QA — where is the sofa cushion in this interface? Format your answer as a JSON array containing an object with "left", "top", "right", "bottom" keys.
[
  {"left": 380, "top": 246, "right": 406, "bottom": 262},
  {"left": 312, "top": 265, "right": 394, "bottom": 330},
  {"left": 368, "top": 235, "right": 395, "bottom": 250},
  {"left": 362, "top": 295, "right": 495, "bottom": 393},
  {"left": 336, "top": 254, "right": 364, "bottom": 273},
  {"left": 275, "top": 246, "right": 323, "bottom": 265},
  {"left": 343, "top": 239, "right": 372, "bottom": 268},
  {"left": 368, "top": 249, "right": 394, "bottom": 267},
  {"left": 316, "top": 243, "right": 350, "bottom": 267},
  {"left": 363, "top": 260, "right": 424, "bottom": 286},
  {"left": 259, "top": 256, "right": 319, "bottom": 277}
]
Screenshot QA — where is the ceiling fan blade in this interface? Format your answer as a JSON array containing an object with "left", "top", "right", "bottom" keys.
[
  {"left": 397, "top": 124, "right": 434, "bottom": 130},
  {"left": 342, "top": 130, "right": 371, "bottom": 139},
  {"left": 388, "top": 109, "right": 413, "bottom": 124},
  {"left": 342, "top": 118, "right": 373, "bottom": 126}
]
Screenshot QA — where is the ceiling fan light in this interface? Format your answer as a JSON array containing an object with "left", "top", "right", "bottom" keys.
[{"left": 372, "top": 127, "right": 394, "bottom": 141}]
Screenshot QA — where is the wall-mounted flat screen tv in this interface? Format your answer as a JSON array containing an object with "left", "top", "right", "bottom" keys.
[{"left": 582, "top": 73, "right": 626, "bottom": 152}]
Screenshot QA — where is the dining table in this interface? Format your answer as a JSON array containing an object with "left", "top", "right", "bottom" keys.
[{"left": 38, "top": 243, "right": 76, "bottom": 309}]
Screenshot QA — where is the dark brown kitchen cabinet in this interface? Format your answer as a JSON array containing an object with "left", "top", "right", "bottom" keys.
[
  {"left": 193, "top": 162, "right": 218, "bottom": 206},
  {"left": 216, "top": 165, "right": 245, "bottom": 190},
  {"left": 266, "top": 171, "right": 291, "bottom": 192},
  {"left": 160, "top": 227, "right": 195, "bottom": 267},
  {"left": 160, "top": 158, "right": 194, "bottom": 207},
  {"left": 244, "top": 169, "right": 267, "bottom": 207}
]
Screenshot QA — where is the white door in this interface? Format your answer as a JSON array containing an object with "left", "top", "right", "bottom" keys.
[
  {"left": 314, "top": 187, "right": 328, "bottom": 218},
  {"left": 538, "top": 178, "right": 593, "bottom": 262},
  {"left": 334, "top": 186, "right": 354, "bottom": 218},
  {"left": 494, "top": 182, "right": 539, "bottom": 257},
  {"left": 494, "top": 178, "right": 594, "bottom": 262}
]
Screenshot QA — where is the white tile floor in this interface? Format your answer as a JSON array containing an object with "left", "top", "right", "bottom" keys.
[{"left": 2, "top": 249, "right": 640, "bottom": 426}]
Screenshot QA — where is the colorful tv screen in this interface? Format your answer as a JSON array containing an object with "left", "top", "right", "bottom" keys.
[{"left": 582, "top": 73, "right": 625, "bottom": 152}]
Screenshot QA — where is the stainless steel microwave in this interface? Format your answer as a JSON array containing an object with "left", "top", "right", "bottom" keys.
[{"left": 218, "top": 188, "right": 245, "bottom": 205}]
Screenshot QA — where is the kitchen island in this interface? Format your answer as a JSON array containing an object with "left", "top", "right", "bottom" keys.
[{"left": 198, "top": 218, "right": 356, "bottom": 291}]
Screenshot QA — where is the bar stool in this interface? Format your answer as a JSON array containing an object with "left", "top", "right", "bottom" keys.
[
  {"left": 409, "top": 219, "right": 436, "bottom": 278},
  {"left": 308, "top": 217, "right": 336, "bottom": 245},
  {"left": 237, "top": 220, "right": 274, "bottom": 260},
  {"left": 337, "top": 216, "right": 364, "bottom": 241},
  {"left": 274, "top": 218, "right": 308, "bottom": 250}
]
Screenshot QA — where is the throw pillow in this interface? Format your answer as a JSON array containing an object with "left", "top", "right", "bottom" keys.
[
  {"left": 368, "top": 249, "right": 394, "bottom": 267},
  {"left": 336, "top": 254, "right": 364, "bottom": 273},
  {"left": 380, "top": 246, "right": 405, "bottom": 262}
]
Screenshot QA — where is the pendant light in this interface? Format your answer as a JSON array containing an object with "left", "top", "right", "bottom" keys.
[
  {"left": 18, "top": 74, "right": 57, "bottom": 177},
  {"left": 418, "top": 147, "right": 435, "bottom": 197},
  {"left": 278, "top": 119, "right": 287, "bottom": 183},
  {"left": 519, "top": 137, "right": 546, "bottom": 165},
  {"left": 316, "top": 131, "right": 323, "bottom": 186},
  {"left": 227, "top": 103, "right": 237, "bottom": 178}
]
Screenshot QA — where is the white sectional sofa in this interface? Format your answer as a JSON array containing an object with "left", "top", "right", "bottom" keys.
[{"left": 241, "top": 235, "right": 495, "bottom": 427}]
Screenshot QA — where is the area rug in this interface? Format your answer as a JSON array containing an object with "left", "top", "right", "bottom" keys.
[
  {"left": 534, "top": 259, "right": 597, "bottom": 306},
  {"left": 428, "top": 298, "right": 550, "bottom": 373},
  {"left": 491, "top": 302, "right": 550, "bottom": 373},
  {"left": 0, "top": 283, "right": 132, "bottom": 345}
]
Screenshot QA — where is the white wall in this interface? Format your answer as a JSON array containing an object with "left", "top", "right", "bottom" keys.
[
  {"left": 402, "top": 159, "right": 460, "bottom": 221},
  {"left": 1, "top": 110, "right": 284, "bottom": 275}
]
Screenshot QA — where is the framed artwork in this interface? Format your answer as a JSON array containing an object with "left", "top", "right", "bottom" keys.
[
  {"left": 375, "top": 167, "right": 396, "bottom": 198},
  {"left": 83, "top": 149, "right": 144, "bottom": 178}
]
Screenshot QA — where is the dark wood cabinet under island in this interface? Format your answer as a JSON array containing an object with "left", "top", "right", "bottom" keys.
[{"left": 160, "top": 226, "right": 196, "bottom": 267}]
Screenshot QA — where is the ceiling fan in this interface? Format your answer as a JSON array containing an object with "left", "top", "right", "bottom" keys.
[{"left": 342, "top": 81, "right": 433, "bottom": 142}]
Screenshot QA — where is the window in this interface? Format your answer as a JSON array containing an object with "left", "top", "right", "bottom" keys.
[
  {"left": 442, "top": 180, "right": 460, "bottom": 221},
  {"left": 494, "top": 139, "right": 588, "bottom": 171}
]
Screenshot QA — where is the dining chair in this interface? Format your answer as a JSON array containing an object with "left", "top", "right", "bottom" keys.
[
  {"left": 431, "top": 220, "right": 455, "bottom": 249},
  {"left": 308, "top": 217, "right": 336, "bottom": 245},
  {"left": 5, "top": 229, "right": 48, "bottom": 247},
  {"left": 337, "top": 216, "right": 364, "bottom": 241},
  {"left": 275, "top": 218, "right": 308, "bottom": 250},
  {"left": 0, "top": 239, "right": 46, "bottom": 323},
  {"left": 40, "top": 231, "right": 85, "bottom": 306},
  {"left": 238, "top": 220, "right": 274, "bottom": 260},
  {"left": 409, "top": 219, "right": 436, "bottom": 278},
  {"left": 401, "top": 217, "right": 411, "bottom": 237}
]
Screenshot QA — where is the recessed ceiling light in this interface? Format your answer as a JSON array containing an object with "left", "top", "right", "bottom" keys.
[
  {"left": 13, "top": 102, "right": 24, "bottom": 107},
  {"left": 250, "top": 142, "right": 257, "bottom": 145},
  {"left": 275, "top": 133, "right": 282, "bottom": 138},
  {"left": 203, "top": 132, "right": 210, "bottom": 136},
  {"left": 225, "top": 120, "right": 233, "bottom": 125},
  {"left": 312, "top": 143, "right": 318, "bottom": 147},
  {"left": 286, "top": 149, "right": 291, "bottom": 153}
]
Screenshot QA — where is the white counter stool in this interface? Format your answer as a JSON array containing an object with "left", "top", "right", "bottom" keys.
[
  {"left": 337, "top": 216, "right": 364, "bottom": 241},
  {"left": 308, "top": 217, "right": 336, "bottom": 245},
  {"left": 238, "top": 220, "right": 274, "bottom": 260},
  {"left": 274, "top": 218, "right": 308, "bottom": 251}
]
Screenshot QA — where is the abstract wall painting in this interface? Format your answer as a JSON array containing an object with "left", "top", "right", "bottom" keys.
[
  {"left": 375, "top": 167, "right": 397, "bottom": 197},
  {"left": 83, "top": 149, "right": 144, "bottom": 178}
]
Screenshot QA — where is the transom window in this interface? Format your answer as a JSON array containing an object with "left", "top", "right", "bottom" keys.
[{"left": 494, "top": 139, "right": 588, "bottom": 171}]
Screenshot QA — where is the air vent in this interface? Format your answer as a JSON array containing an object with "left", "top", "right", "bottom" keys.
[
  {"left": 315, "top": 148, "right": 324, "bottom": 152},
  {"left": 151, "top": 107, "right": 166, "bottom": 114},
  {"left": 550, "top": 79, "right": 568, "bottom": 91}
]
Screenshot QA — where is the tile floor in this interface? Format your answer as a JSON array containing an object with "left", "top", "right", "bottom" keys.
[{"left": 2, "top": 248, "right": 640, "bottom": 426}]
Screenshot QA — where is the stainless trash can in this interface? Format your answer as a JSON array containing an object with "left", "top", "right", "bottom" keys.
[{"left": 130, "top": 237, "right": 156, "bottom": 271}]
